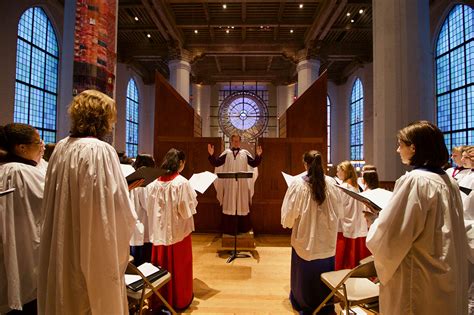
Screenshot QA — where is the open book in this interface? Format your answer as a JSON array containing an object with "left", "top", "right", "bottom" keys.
[
  {"left": 281, "top": 171, "right": 306, "bottom": 187},
  {"left": 189, "top": 171, "right": 218, "bottom": 194},
  {"left": 337, "top": 186, "right": 393, "bottom": 212},
  {"left": 126, "top": 167, "right": 167, "bottom": 187},
  {"left": 125, "top": 262, "right": 168, "bottom": 292}
]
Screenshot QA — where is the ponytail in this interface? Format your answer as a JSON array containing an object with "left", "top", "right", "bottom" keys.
[{"left": 304, "top": 150, "right": 326, "bottom": 205}]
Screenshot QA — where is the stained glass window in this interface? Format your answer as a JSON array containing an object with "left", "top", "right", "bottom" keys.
[
  {"left": 14, "top": 7, "right": 58, "bottom": 143},
  {"left": 435, "top": 4, "right": 474, "bottom": 148},
  {"left": 350, "top": 78, "right": 364, "bottom": 161},
  {"left": 126, "top": 79, "right": 139, "bottom": 158}
]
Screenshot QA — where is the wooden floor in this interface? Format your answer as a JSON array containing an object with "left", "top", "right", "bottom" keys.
[{"left": 185, "top": 233, "right": 298, "bottom": 314}]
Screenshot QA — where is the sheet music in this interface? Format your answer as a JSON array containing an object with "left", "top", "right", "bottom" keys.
[
  {"left": 124, "top": 274, "right": 141, "bottom": 285},
  {"left": 281, "top": 171, "right": 306, "bottom": 187},
  {"left": 137, "top": 262, "right": 160, "bottom": 277},
  {"left": 359, "top": 188, "right": 393, "bottom": 210},
  {"left": 189, "top": 171, "right": 218, "bottom": 193},
  {"left": 0, "top": 188, "right": 15, "bottom": 196}
]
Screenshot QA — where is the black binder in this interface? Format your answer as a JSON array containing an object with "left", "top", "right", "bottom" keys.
[
  {"left": 126, "top": 167, "right": 167, "bottom": 187},
  {"left": 126, "top": 268, "right": 168, "bottom": 292}
]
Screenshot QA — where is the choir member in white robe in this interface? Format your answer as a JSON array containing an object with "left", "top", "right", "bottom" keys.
[
  {"left": 38, "top": 90, "right": 136, "bottom": 315},
  {"left": 0, "top": 123, "right": 45, "bottom": 313},
  {"left": 208, "top": 134, "right": 262, "bottom": 234},
  {"left": 446, "top": 145, "right": 470, "bottom": 181},
  {"left": 147, "top": 149, "right": 197, "bottom": 311},
  {"left": 335, "top": 161, "right": 371, "bottom": 270},
  {"left": 459, "top": 146, "right": 474, "bottom": 221},
  {"left": 366, "top": 121, "right": 468, "bottom": 315},
  {"left": 281, "top": 150, "right": 343, "bottom": 315}
]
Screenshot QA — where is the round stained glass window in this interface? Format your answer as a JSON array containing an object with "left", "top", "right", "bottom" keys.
[{"left": 218, "top": 92, "right": 269, "bottom": 140}]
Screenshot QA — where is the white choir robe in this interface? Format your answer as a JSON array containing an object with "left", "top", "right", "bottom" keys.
[
  {"left": 281, "top": 176, "right": 343, "bottom": 261},
  {"left": 446, "top": 166, "right": 470, "bottom": 181},
  {"left": 366, "top": 170, "right": 468, "bottom": 315},
  {"left": 36, "top": 158, "right": 48, "bottom": 176},
  {"left": 129, "top": 187, "right": 149, "bottom": 246},
  {"left": 338, "top": 182, "right": 368, "bottom": 238},
  {"left": 458, "top": 170, "right": 474, "bottom": 220},
  {"left": 147, "top": 175, "right": 197, "bottom": 245},
  {"left": 214, "top": 149, "right": 258, "bottom": 216},
  {"left": 38, "top": 137, "right": 136, "bottom": 315},
  {"left": 0, "top": 163, "right": 45, "bottom": 312}
]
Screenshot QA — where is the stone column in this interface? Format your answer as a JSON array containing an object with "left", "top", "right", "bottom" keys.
[
  {"left": 373, "top": 0, "right": 434, "bottom": 181},
  {"left": 192, "top": 83, "right": 211, "bottom": 136},
  {"left": 169, "top": 59, "right": 191, "bottom": 103},
  {"left": 296, "top": 59, "right": 320, "bottom": 97}
]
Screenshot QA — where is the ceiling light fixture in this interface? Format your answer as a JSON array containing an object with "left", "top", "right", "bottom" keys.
[
  {"left": 359, "top": 9, "right": 364, "bottom": 14},
  {"left": 194, "top": 29, "right": 198, "bottom": 34},
  {"left": 134, "top": 16, "right": 139, "bottom": 21},
  {"left": 226, "top": 29, "right": 230, "bottom": 34},
  {"left": 146, "top": 33, "right": 151, "bottom": 38},
  {"left": 231, "top": 26, "right": 234, "bottom": 29},
  {"left": 346, "top": 12, "right": 351, "bottom": 17},
  {"left": 350, "top": 19, "right": 354, "bottom": 23},
  {"left": 290, "top": 29, "right": 294, "bottom": 33},
  {"left": 299, "top": 4, "right": 303, "bottom": 9},
  {"left": 222, "top": 3, "right": 227, "bottom": 9}
]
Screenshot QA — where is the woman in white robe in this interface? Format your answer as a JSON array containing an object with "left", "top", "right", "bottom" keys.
[
  {"left": 38, "top": 90, "right": 136, "bottom": 315},
  {"left": 366, "top": 121, "right": 468, "bottom": 315},
  {"left": 0, "top": 123, "right": 45, "bottom": 313},
  {"left": 281, "top": 150, "right": 343, "bottom": 315},
  {"left": 446, "top": 145, "right": 470, "bottom": 181}
]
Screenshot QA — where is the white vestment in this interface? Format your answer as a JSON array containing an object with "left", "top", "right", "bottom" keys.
[
  {"left": 38, "top": 137, "right": 136, "bottom": 315},
  {"left": 129, "top": 187, "right": 149, "bottom": 245},
  {"left": 366, "top": 170, "right": 468, "bottom": 315},
  {"left": 338, "top": 182, "right": 368, "bottom": 238},
  {"left": 446, "top": 166, "right": 470, "bottom": 181},
  {"left": 214, "top": 149, "right": 258, "bottom": 216},
  {"left": 458, "top": 170, "right": 474, "bottom": 220},
  {"left": 147, "top": 175, "right": 197, "bottom": 246},
  {"left": 281, "top": 176, "right": 343, "bottom": 261},
  {"left": 0, "top": 163, "right": 44, "bottom": 312}
]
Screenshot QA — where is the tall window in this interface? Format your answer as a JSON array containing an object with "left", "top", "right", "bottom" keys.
[
  {"left": 327, "top": 95, "right": 331, "bottom": 163},
  {"left": 435, "top": 4, "right": 474, "bottom": 149},
  {"left": 126, "top": 79, "right": 139, "bottom": 158},
  {"left": 350, "top": 78, "right": 364, "bottom": 161},
  {"left": 14, "top": 7, "right": 59, "bottom": 143}
]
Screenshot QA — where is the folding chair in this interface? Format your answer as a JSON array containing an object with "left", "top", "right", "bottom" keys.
[
  {"left": 126, "top": 262, "right": 177, "bottom": 315},
  {"left": 313, "top": 260, "right": 379, "bottom": 314}
]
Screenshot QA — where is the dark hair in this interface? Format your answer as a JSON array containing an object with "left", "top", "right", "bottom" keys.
[
  {"left": 133, "top": 154, "right": 156, "bottom": 169},
  {"left": 0, "top": 123, "right": 37, "bottom": 154},
  {"left": 116, "top": 151, "right": 133, "bottom": 164},
  {"left": 160, "top": 148, "right": 186, "bottom": 173},
  {"left": 362, "top": 164, "right": 377, "bottom": 172},
  {"left": 397, "top": 120, "right": 449, "bottom": 168},
  {"left": 304, "top": 150, "right": 326, "bottom": 205},
  {"left": 43, "top": 143, "right": 56, "bottom": 162},
  {"left": 362, "top": 171, "right": 379, "bottom": 190}
]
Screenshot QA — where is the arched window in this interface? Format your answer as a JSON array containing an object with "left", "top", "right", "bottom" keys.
[
  {"left": 350, "top": 78, "right": 364, "bottom": 161},
  {"left": 14, "top": 7, "right": 59, "bottom": 143},
  {"left": 327, "top": 95, "right": 331, "bottom": 163},
  {"left": 435, "top": 4, "right": 474, "bottom": 148},
  {"left": 126, "top": 79, "right": 139, "bottom": 158}
]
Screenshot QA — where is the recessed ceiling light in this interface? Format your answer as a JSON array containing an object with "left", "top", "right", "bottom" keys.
[
  {"left": 226, "top": 29, "right": 230, "bottom": 34},
  {"left": 346, "top": 12, "right": 351, "bottom": 17},
  {"left": 290, "top": 29, "right": 294, "bottom": 33},
  {"left": 359, "top": 9, "right": 364, "bottom": 14},
  {"left": 350, "top": 19, "right": 354, "bottom": 23},
  {"left": 231, "top": 26, "right": 234, "bottom": 29},
  {"left": 260, "top": 25, "right": 263, "bottom": 29},
  {"left": 194, "top": 29, "right": 198, "bottom": 34},
  {"left": 222, "top": 3, "right": 227, "bottom": 9},
  {"left": 146, "top": 33, "right": 151, "bottom": 38},
  {"left": 299, "top": 4, "right": 303, "bottom": 9},
  {"left": 134, "top": 16, "right": 139, "bottom": 21}
]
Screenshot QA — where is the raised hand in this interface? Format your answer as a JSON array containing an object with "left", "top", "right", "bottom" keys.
[
  {"left": 256, "top": 145, "right": 263, "bottom": 156},
  {"left": 208, "top": 143, "right": 214, "bottom": 156}
]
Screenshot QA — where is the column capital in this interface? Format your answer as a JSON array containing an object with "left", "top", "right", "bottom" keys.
[{"left": 296, "top": 59, "right": 321, "bottom": 73}]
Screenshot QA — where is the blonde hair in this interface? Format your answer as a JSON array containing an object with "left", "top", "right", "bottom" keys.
[
  {"left": 68, "top": 90, "right": 117, "bottom": 139},
  {"left": 337, "top": 160, "right": 358, "bottom": 189},
  {"left": 465, "top": 146, "right": 474, "bottom": 158}
]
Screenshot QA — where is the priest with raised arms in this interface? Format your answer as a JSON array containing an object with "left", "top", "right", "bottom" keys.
[
  {"left": 38, "top": 90, "right": 137, "bottom": 315},
  {"left": 208, "top": 134, "right": 262, "bottom": 234}
]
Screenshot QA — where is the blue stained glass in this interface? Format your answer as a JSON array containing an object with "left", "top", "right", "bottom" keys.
[
  {"left": 14, "top": 7, "right": 58, "bottom": 143},
  {"left": 350, "top": 78, "right": 364, "bottom": 161},
  {"left": 126, "top": 79, "right": 139, "bottom": 158},
  {"left": 436, "top": 4, "right": 474, "bottom": 148}
]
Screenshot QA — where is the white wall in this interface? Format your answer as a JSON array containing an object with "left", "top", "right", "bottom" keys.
[{"left": 115, "top": 63, "right": 155, "bottom": 155}]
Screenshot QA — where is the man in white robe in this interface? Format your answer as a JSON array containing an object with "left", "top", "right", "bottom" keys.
[
  {"left": 38, "top": 137, "right": 136, "bottom": 315},
  {"left": 208, "top": 134, "right": 262, "bottom": 234}
]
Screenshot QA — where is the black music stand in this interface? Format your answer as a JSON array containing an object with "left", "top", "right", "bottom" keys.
[{"left": 216, "top": 171, "right": 254, "bottom": 263}]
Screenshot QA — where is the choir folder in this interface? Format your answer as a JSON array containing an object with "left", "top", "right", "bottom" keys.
[
  {"left": 336, "top": 186, "right": 393, "bottom": 212},
  {"left": 125, "top": 263, "right": 168, "bottom": 292},
  {"left": 126, "top": 167, "right": 167, "bottom": 187}
]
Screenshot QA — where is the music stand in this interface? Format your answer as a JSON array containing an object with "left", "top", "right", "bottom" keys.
[{"left": 216, "top": 171, "right": 254, "bottom": 263}]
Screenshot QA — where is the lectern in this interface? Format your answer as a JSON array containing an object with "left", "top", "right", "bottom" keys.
[{"left": 216, "top": 171, "right": 254, "bottom": 263}]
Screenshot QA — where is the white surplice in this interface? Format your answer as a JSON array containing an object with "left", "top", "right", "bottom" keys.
[
  {"left": 446, "top": 166, "right": 470, "bottom": 181},
  {"left": 458, "top": 170, "right": 474, "bottom": 220},
  {"left": 0, "top": 163, "right": 44, "bottom": 312},
  {"left": 214, "top": 149, "right": 258, "bottom": 216},
  {"left": 366, "top": 169, "right": 468, "bottom": 315},
  {"left": 147, "top": 175, "right": 197, "bottom": 246},
  {"left": 129, "top": 187, "right": 149, "bottom": 245},
  {"left": 338, "top": 182, "right": 368, "bottom": 238},
  {"left": 281, "top": 176, "right": 343, "bottom": 261},
  {"left": 38, "top": 137, "right": 136, "bottom": 315}
]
